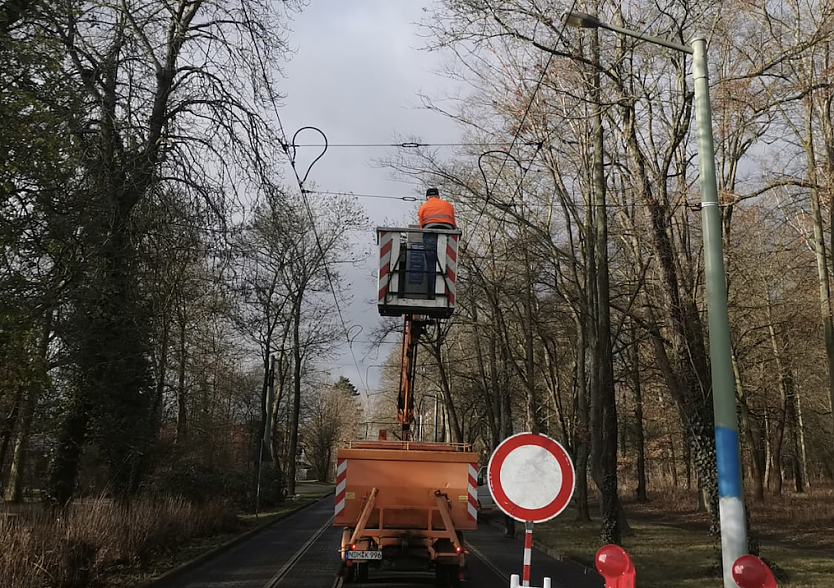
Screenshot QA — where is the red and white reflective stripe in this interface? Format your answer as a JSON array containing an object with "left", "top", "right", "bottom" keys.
[
  {"left": 334, "top": 458, "right": 347, "bottom": 517},
  {"left": 378, "top": 231, "right": 394, "bottom": 302},
  {"left": 467, "top": 464, "right": 478, "bottom": 521},
  {"left": 522, "top": 523, "right": 533, "bottom": 586},
  {"left": 444, "top": 234, "right": 459, "bottom": 305}
]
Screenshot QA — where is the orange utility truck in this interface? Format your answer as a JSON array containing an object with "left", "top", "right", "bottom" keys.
[{"left": 334, "top": 225, "right": 475, "bottom": 587}]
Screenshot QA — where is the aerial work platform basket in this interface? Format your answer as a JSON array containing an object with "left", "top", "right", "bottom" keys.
[{"left": 377, "top": 226, "right": 461, "bottom": 319}]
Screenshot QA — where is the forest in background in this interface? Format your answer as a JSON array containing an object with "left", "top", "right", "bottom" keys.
[{"left": 2, "top": 0, "right": 834, "bottom": 560}]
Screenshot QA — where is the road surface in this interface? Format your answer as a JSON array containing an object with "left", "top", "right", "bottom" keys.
[{"left": 152, "top": 496, "right": 604, "bottom": 588}]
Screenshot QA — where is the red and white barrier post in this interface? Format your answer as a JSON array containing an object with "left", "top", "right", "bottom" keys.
[{"left": 522, "top": 520, "right": 533, "bottom": 586}]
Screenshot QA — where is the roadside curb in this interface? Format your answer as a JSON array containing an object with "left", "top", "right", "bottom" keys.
[
  {"left": 480, "top": 511, "right": 598, "bottom": 577},
  {"left": 139, "top": 493, "right": 333, "bottom": 588}
]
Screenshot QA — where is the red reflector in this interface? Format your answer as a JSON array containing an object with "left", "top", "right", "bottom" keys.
[
  {"left": 346, "top": 560, "right": 354, "bottom": 567},
  {"left": 732, "top": 555, "right": 777, "bottom": 588},
  {"left": 351, "top": 544, "right": 357, "bottom": 550}
]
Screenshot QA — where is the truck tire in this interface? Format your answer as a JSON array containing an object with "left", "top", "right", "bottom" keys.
[
  {"left": 448, "top": 564, "right": 461, "bottom": 587},
  {"left": 435, "top": 563, "right": 461, "bottom": 587}
]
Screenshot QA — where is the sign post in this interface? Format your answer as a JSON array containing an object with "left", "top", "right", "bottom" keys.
[{"left": 487, "top": 433, "right": 575, "bottom": 587}]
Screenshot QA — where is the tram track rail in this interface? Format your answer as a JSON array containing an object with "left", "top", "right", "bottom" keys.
[{"left": 263, "top": 514, "right": 335, "bottom": 587}]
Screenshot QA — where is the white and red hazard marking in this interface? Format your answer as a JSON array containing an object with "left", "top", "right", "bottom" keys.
[
  {"left": 467, "top": 463, "right": 478, "bottom": 521},
  {"left": 522, "top": 523, "right": 533, "bottom": 586},
  {"left": 444, "top": 234, "right": 459, "bottom": 305},
  {"left": 334, "top": 458, "right": 347, "bottom": 518},
  {"left": 378, "top": 231, "right": 394, "bottom": 303},
  {"left": 487, "top": 432, "right": 575, "bottom": 523}
]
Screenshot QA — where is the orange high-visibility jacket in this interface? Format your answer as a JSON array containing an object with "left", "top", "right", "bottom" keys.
[{"left": 418, "top": 198, "right": 456, "bottom": 227}]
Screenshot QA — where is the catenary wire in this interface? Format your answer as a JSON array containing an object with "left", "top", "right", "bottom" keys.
[
  {"left": 240, "top": 8, "right": 370, "bottom": 397},
  {"left": 289, "top": 141, "right": 541, "bottom": 148},
  {"left": 306, "top": 189, "right": 705, "bottom": 209}
]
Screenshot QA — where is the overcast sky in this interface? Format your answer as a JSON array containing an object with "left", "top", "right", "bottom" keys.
[{"left": 278, "top": 1, "right": 464, "bottom": 400}]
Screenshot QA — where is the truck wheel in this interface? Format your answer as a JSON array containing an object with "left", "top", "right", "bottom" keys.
[
  {"left": 434, "top": 563, "right": 450, "bottom": 586},
  {"left": 343, "top": 564, "right": 356, "bottom": 584},
  {"left": 356, "top": 562, "right": 369, "bottom": 582},
  {"left": 448, "top": 564, "right": 462, "bottom": 588}
]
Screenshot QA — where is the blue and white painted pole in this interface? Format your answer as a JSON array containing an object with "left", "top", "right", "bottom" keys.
[{"left": 692, "top": 36, "right": 748, "bottom": 588}]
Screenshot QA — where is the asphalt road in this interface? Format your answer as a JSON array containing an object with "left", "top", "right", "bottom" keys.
[{"left": 154, "top": 497, "right": 604, "bottom": 588}]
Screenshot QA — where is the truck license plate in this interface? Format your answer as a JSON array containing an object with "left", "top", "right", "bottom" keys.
[{"left": 346, "top": 550, "right": 382, "bottom": 560}]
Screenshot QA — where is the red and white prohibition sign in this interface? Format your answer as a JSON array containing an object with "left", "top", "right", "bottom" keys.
[{"left": 487, "top": 432, "right": 575, "bottom": 587}]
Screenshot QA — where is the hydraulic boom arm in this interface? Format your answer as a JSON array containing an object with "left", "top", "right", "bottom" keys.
[{"left": 397, "top": 314, "right": 427, "bottom": 440}]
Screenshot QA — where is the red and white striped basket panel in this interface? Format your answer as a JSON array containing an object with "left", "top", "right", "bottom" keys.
[
  {"left": 444, "top": 234, "right": 459, "bottom": 305},
  {"left": 378, "top": 231, "right": 394, "bottom": 303}
]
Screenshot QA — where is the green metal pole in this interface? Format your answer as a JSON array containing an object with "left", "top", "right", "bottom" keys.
[{"left": 692, "top": 37, "right": 747, "bottom": 588}]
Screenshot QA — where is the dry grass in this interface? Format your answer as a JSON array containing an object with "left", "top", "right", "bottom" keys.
[
  {"left": 623, "top": 483, "right": 834, "bottom": 551},
  {"left": 534, "top": 513, "right": 834, "bottom": 588},
  {"left": 104, "top": 495, "right": 328, "bottom": 587},
  {"left": 529, "top": 482, "right": 834, "bottom": 587},
  {"left": 0, "top": 497, "right": 238, "bottom": 588}
]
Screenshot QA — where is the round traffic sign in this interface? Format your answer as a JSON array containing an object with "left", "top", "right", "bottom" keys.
[{"left": 487, "top": 432, "right": 575, "bottom": 522}]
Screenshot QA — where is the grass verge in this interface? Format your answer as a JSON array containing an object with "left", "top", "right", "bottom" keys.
[{"left": 533, "top": 513, "right": 834, "bottom": 587}]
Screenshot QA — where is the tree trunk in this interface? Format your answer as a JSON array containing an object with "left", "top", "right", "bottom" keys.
[
  {"left": 176, "top": 315, "right": 188, "bottom": 445},
  {"left": 668, "top": 431, "right": 678, "bottom": 488},
  {"left": 632, "top": 329, "right": 648, "bottom": 502},
  {"left": 472, "top": 308, "right": 499, "bottom": 448},
  {"left": 0, "top": 385, "right": 23, "bottom": 488},
  {"left": 488, "top": 335, "right": 502, "bottom": 449},
  {"left": 591, "top": 28, "right": 620, "bottom": 544},
  {"left": 763, "top": 410, "right": 771, "bottom": 485},
  {"left": 766, "top": 301, "right": 789, "bottom": 496},
  {"left": 790, "top": 385, "right": 807, "bottom": 493},
  {"left": 522, "top": 239, "right": 539, "bottom": 433},
  {"left": 434, "top": 342, "right": 463, "bottom": 443},
  {"left": 286, "top": 297, "right": 303, "bottom": 496},
  {"left": 4, "top": 385, "right": 36, "bottom": 503},
  {"left": 572, "top": 278, "right": 590, "bottom": 520},
  {"left": 788, "top": 389, "right": 805, "bottom": 494},
  {"left": 803, "top": 96, "right": 834, "bottom": 437},
  {"left": 46, "top": 391, "right": 90, "bottom": 505},
  {"left": 150, "top": 317, "right": 170, "bottom": 441},
  {"left": 734, "top": 357, "right": 765, "bottom": 501}
]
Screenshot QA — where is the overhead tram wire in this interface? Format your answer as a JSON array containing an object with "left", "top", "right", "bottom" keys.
[
  {"left": 308, "top": 188, "right": 703, "bottom": 209},
  {"left": 240, "top": 11, "right": 370, "bottom": 397},
  {"left": 289, "top": 141, "right": 542, "bottom": 148}
]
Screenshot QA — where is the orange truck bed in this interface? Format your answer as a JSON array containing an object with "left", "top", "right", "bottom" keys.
[
  {"left": 333, "top": 440, "right": 478, "bottom": 583},
  {"left": 335, "top": 440, "right": 478, "bottom": 530}
]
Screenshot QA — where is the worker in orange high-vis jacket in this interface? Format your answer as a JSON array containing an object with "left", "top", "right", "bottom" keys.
[
  {"left": 418, "top": 187, "right": 456, "bottom": 230},
  {"left": 418, "top": 188, "right": 456, "bottom": 299}
]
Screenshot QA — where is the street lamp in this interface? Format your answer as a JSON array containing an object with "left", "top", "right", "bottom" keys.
[{"left": 563, "top": 12, "right": 747, "bottom": 588}]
